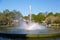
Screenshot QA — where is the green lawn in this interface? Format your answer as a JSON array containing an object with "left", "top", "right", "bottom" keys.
[{"left": 26, "top": 33, "right": 60, "bottom": 38}]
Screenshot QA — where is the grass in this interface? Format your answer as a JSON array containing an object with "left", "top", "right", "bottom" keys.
[
  {"left": 0, "top": 26, "right": 14, "bottom": 30},
  {"left": 26, "top": 33, "right": 60, "bottom": 38},
  {"left": 51, "top": 24, "right": 60, "bottom": 27}
]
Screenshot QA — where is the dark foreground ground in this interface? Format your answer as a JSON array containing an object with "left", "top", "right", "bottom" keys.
[{"left": 0, "top": 33, "right": 60, "bottom": 40}]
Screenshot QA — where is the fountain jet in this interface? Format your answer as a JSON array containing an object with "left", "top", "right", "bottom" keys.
[
  {"left": 29, "top": 5, "right": 32, "bottom": 24},
  {"left": 25, "top": 5, "right": 46, "bottom": 30}
]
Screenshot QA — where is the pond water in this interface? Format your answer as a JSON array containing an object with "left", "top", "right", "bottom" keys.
[
  {"left": 0, "top": 19, "right": 60, "bottom": 40},
  {"left": 0, "top": 20, "right": 59, "bottom": 34}
]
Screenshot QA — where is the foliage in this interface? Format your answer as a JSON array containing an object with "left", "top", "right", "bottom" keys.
[
  {"left": 46, "top": 12, "right": 53, "bottom": 17},
  {"left": 24, "top": 12, "right": 60, "bottom": 24},
  {"left": 54, "top": 13, "right": 60, "bottom": 17},
  {"left": 0, "top": 9, "right": 60, "bottom": 27},
  {"left": 37, "top": 12, "right": 45, "bottom": 22},
  {"left": 0, "top": 9, "right": 22, "bottom": 27}
]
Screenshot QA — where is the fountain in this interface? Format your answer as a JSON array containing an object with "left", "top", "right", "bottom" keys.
[
  {"left": 0, "top": 6, "right": 60, "bottom": 40},
  {"left": 25, "top": 5, "right": 46, "bottom": 30},
  {"left": 0, "top": 5, "right": 59, "bottom": 34},
  {"left": 0, "top": 5, "right": 47, "bottom": 34}
]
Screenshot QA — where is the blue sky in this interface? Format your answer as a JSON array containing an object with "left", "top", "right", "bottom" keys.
[{"left": 0, "top": 0, "right": 60, "bottom": 16}]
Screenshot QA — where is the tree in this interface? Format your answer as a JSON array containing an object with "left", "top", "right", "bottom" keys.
[
  {"left": 23, "top": 16, "right": 29, "bottom": 20},
  {"left": 31, "top": 14, "right": 36, "bottom": 20},
  {"left": 45, "top": 15, "right": 56, "bottom": 24},
  {"left": 0, "top": 9, "right": 23, "bottom": 27},
  {"left": 46, "top": 12, "right": 53, "bottom": 17},
  {"left": 54, "top": 13, "right": 60, "bottom": 17},
  {"left": 54, "top": 17, "right": 60, "bottom": 23},
  {"left": 3, "top": 9, "right": 10, "bottom": 14},
  {"left": 37, "top": 12, "right": 45, "bottom": 22}
]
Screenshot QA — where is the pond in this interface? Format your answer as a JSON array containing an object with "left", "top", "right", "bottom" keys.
[{"left": 0, "top": 19, "right": 60, "bottom": 40}]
